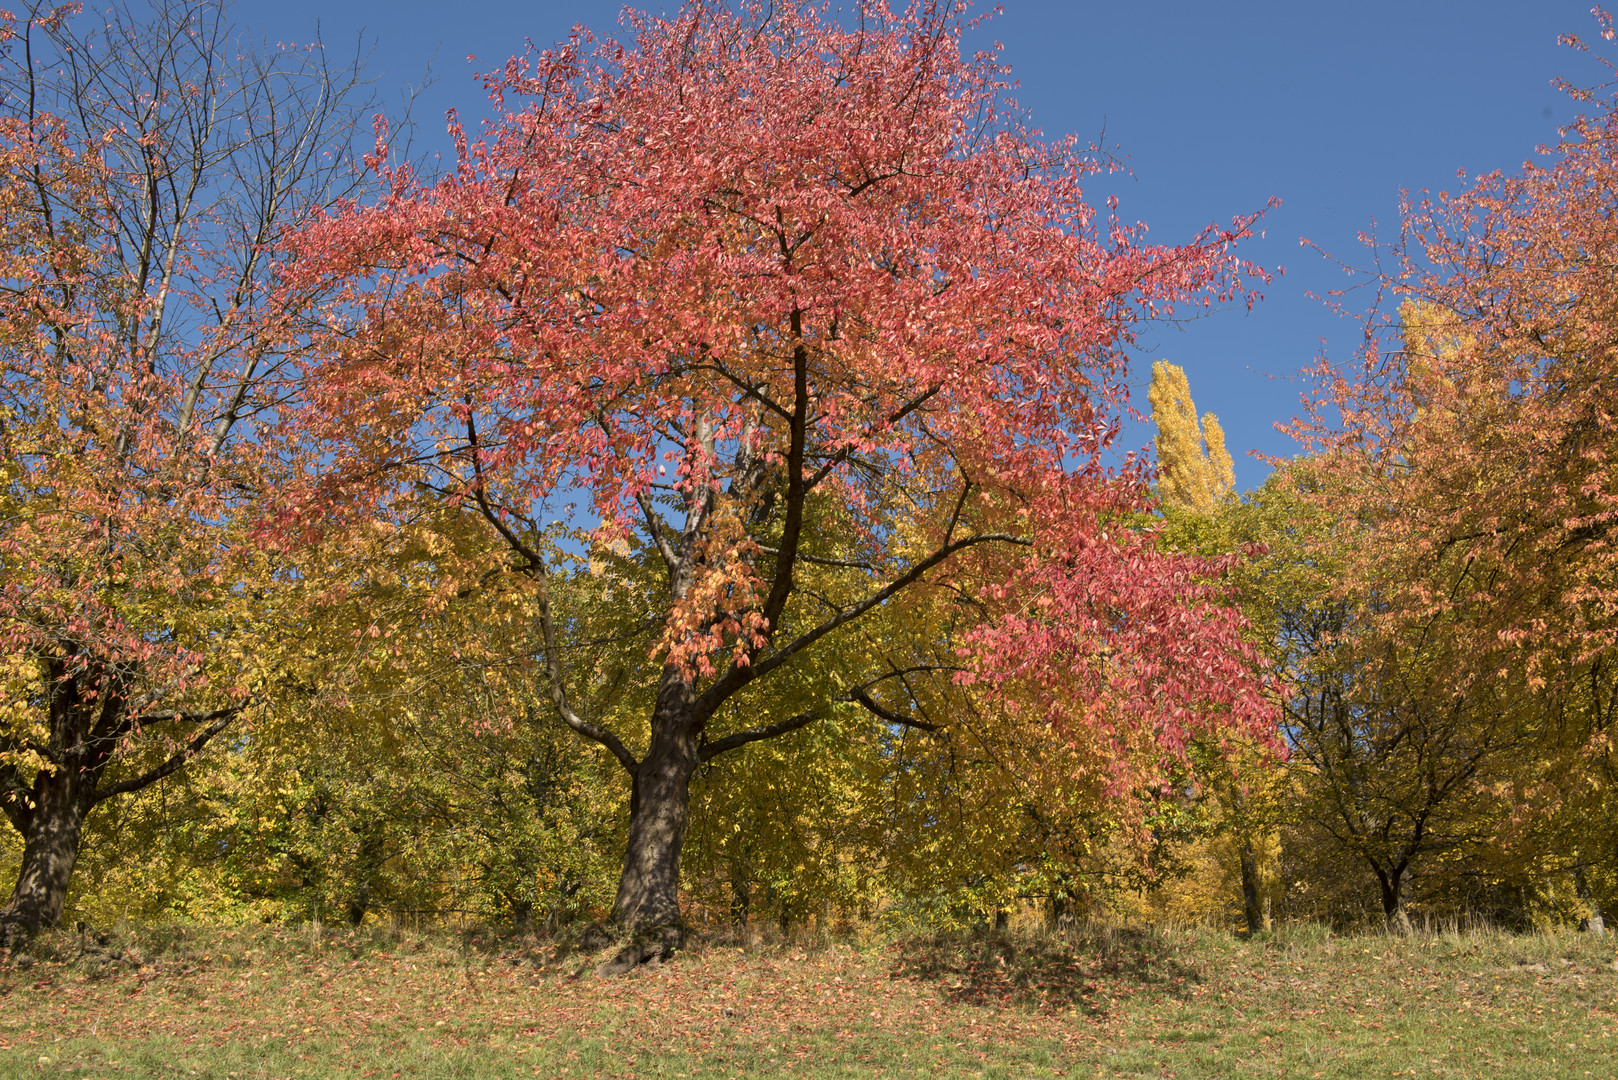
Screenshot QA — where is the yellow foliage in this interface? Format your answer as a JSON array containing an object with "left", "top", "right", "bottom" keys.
[{"left": 1148, "top": 361, "right": 1235, "bottom": 515}]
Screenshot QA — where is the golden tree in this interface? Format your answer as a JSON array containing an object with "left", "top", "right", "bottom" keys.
[
  {"left": 1148, "top": 361, "right": 1235, "bottom": 515},
  {"left": 0, "top": 2, "right": 382, "bottom": 937},
  {"left": 1147, "top": 364, "right": 1281, "bottom": 933}
]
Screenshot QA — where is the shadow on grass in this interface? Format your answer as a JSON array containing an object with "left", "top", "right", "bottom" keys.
[
  {"left": 2, "top": 917, "right": 632, "bottom": 993},
  {"left": 888, "top": 926, "right": 1202, "bottom": 1016}
]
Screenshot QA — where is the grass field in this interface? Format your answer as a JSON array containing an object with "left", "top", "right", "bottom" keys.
[{"left": 2, "top": 919, "right": 1613, "bottom": 1078}]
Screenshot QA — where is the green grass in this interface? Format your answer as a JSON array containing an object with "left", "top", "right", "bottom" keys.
[{"left": 2, "top": 919, "right": 1614, "bottom": 1078}]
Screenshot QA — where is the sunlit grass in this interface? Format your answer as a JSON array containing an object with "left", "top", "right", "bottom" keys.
[{"left": 2, "top": 918, "right": 1614, "bottom": 1078}]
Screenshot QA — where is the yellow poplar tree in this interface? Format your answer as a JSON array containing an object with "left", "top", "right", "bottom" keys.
[
  {"left": 1147, "top": 362, "right": 1279, "bottom": 933},
  {"left": 1148, "top": 361, "right": 1235, "bottom": 515}
]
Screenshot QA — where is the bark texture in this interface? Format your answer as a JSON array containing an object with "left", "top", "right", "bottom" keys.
[
  {"left": 596, "top": 677, "right": 699, "bottom": 975},
  {"left": 0, "top": 657, "right": 237, "bottom": 943},
  {"left": 1376, "top": 863, "right": 1415, "bottom": 935},
  {"left": 1, "top": 768, "right": 92, "bottom": 943}
]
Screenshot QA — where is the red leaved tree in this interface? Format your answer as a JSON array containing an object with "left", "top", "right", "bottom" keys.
[
  {"left": 283, "top": 0, "right": 1279, "bottom": 965},
  {"left": 1287, "top": 14, "right": 1618, "bottom": 924}
]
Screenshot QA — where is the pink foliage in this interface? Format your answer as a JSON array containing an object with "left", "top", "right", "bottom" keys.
[{"left": 282, "top": 1, "right": 1280, "bottom": 788}]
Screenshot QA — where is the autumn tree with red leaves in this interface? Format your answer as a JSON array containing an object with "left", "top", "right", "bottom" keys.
[
  {"left": 1288, "top": 14, "right": 1618, "bottom": 927},
  {"left": 284, "top": 0, "right": 1279, "bottom": 967},
  {"left": 0, "top": 1, "right": 385, "bottom": 939}
]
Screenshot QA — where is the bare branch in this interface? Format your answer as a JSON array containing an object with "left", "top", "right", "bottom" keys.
[
  {"left": 131, "top": 706, "right": 244, "bottom": 726},
  {"left": 697, "top": 530, "right": 1029, "bottom": 719},
  {"left": 807, "top": 382, "right": 942, "bottom": 489},
  {"left": 755, "top": 544, "right": 875, "bottom": 571},
  {"left": 461, "top": 407, "right": 638, "bottom": 774},
  {"left": 698, "top": 360, "right": 793, "bottom": 421},
  {"left": 636, "top": 490, "right": 681, "bottom": 578}
]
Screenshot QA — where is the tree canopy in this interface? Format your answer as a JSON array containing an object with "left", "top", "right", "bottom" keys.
[
  {"left": 277, "top": 0, "right": 1279, "bottom": 963},
  {"left": 0, "top": 0, "right": 383, "bottom": 938},
  {"left": 14, "top": 0, "right": 1618, "bottom": 952}
]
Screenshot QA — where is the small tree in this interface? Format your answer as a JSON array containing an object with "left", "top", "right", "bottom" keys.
[
  {"left": 285, "top": 0, "right": 1279, "bottom": 967},
  {"left": 1287, "top": 21, "right": 1618, "bottom": 914},
  {"left": 0, "top": 0, "right": 383, "bottom": 937}
]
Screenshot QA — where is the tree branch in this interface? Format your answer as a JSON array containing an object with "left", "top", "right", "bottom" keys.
[
  {"left": 847, "top": 686, "right": 939, "bottom": 732},
  {"left": 698, "top": 673, "right": 948, "bottom": 763},
  {"left": 699, "top": 708, "right": 822, "bottom": 761},
  {"left": 755, "top": 319, "right": 812, "bottom": 643},
  {"left": 462, "top": 408, "right": 639, "bottom": 775},
  {"left": 698, "top": 360, "right": 792, "bottom": 421},
  {"left": 697, "top": 530, "right": 1029, "bottom": 719},
  {"left": 636, "top": 489, "right": 681, "bottom": 579},
  {"left": 132, "top": 707, "right": 245, "bottom": 725},
  {"left": 755, "top": 544, "right": 874, "bottom": 571},
  {"left": 0, "top": 763, "right": 32, "bottom": 834},
  {"left": 806, "top": 383, "right": 942, "bottom": 490},
  {"left": 92, "top": 706, "right": 241, "bottom": 804}
]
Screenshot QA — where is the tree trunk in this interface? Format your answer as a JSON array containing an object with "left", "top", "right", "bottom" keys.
[
  {"left": 0, "top": 657, "right": 233, "bottom": 946},
  {"left": 1046, "top": 875, "right": 1078, "bottom": 933},
  {"left": 1, "top": 767, "right": 92, "bottom": 943},
  {"left": 1575, "top": 866, "right": 1605, "bottom": 935},
  {"left": 729, "top": 861, "right": 751, "bottom": 928},
  {"left": 1229, "top": 785, "right": 1270, "bottom": 936},
  {"left": 598, "top": 681, "right": 698, "bottom": 974},
  {"left": 344, "top": 826, "right": 387, "bottom": 926},
  {"left": 1375, "top": 863, "right": 1413, "bottom": 935},
  {"left": 1239, "top": 840, "right": 1267, "bottom": 936}
]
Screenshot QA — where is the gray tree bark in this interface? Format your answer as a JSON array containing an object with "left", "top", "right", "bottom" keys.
[{"left": 597, "top": 679, "right": 700, "bottom": 974}]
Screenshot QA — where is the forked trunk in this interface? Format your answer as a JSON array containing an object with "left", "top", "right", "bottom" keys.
[
  {"left": 0, "top": 659, "right": 233, "bottom": 946},
  {"left": 1375, "top": 863, "right": 1413, "bottom": 935},
  {"left": 598, "top": 682, "right": 699, "bottom": 974},
  {"left": 1, "top": 767, "right": 92, "bottom": 944}
]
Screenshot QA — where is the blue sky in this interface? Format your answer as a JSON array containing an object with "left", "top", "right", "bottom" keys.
[{"left": 239, "top": 0, "right": 1600, "bottom": 491}]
